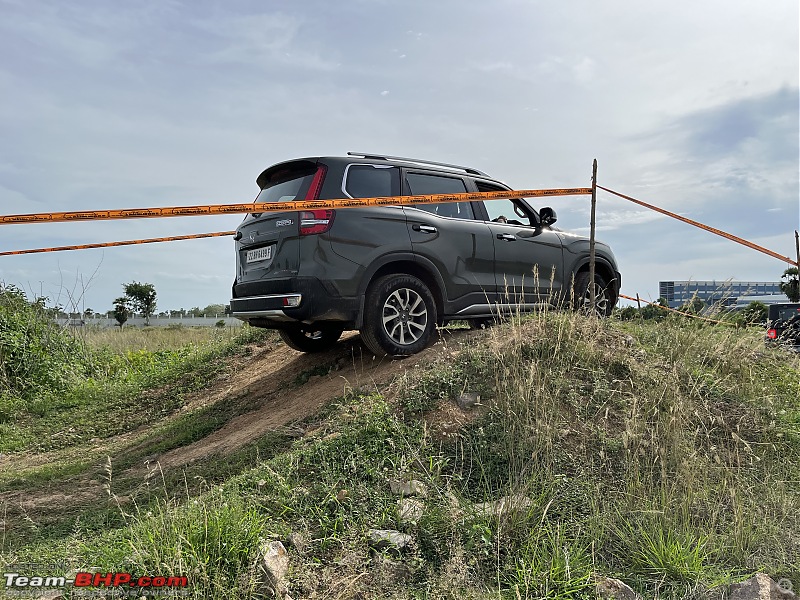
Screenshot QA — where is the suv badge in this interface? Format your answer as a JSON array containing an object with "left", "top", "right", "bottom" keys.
[{"left": 276, "top": 219, "right": 294, "bottom": 227}]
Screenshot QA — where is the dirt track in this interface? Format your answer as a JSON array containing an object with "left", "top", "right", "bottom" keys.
[
  {"left": 0, "top": 329, "right": 474, "bottom": 526},
  {"left": 150, "top": 329, "right": 473, "bottom": 468}
]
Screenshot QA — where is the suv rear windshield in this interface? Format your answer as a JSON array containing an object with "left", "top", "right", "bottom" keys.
[{"left": 255, "top": 162, "right": 317, "bottom": 203}]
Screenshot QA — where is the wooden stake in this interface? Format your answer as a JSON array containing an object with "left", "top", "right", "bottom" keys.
[
  {"left": 795, "top": 230, "right": 799, "bottom": 269},
  {"left": 589, "top": 159, "right": 598, "bottom": 312}
]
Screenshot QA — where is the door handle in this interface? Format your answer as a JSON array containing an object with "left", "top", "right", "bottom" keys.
[
  {"left": 496, "top": 233, "right": 516, "bottom": 241},
  {"left": 413, "top": 224, "right": 438, "bottom": 234}
]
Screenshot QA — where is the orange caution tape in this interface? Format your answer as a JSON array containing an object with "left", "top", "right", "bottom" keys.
[
  {"left": 0, "top": 188, "right": 592, "bottom": 225},
  {"left": 619, "top": 293, "right": 735, "bottom": 326},
  {"left": 0, "top": 231, "right": 235, "bottom": 257},
  {"left": 598, "top": 186, "right": 798, "bottom": 267}
]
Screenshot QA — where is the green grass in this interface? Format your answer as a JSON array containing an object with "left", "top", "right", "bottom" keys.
[
  {"left": 79, "top": 323, "right": 243, "bottom": 354},
  {"left": 0, "top": 323, "right": 275, "bottom": 453},
  {"left": 87, "top": 493, "right": 269, "bottom": 600},
  {"left": 2, "top": 306, "right": 799, "bottom": 599},
  {"left": 0, "top": 302, "right": 278, "bottom": 550}
]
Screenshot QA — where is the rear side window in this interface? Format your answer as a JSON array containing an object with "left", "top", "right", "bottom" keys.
[
  {"left": 406, "top": 172, "right": 474, "bottom": 220},
  {"left": 770, "top": 305, "right": 800, "bottom": 321},
  {"left": 255, "top": 163, "right": 317, "bottom": 203},
  {"left": 344, "top": 165, "right": 400, "bottom": 198}
]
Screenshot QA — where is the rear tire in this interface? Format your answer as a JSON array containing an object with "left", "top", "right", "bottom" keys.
[
  {"left": 279, "top": 324, "right": 344, "bottom": 353},
  {"left": 573, "top": 271, "right": 614, "bottom": 317},
  {"left": 361, "top": 274, "right": 438, "bottom": 356}
]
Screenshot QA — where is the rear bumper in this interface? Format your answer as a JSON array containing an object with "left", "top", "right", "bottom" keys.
[
  {"left": 230, "top": 294, "right": 302, "bottom": 322},
  {"left": 765, "top": 334, "right": 800, "bottom": 351},
  {"left": 231, "top": 277, "right": 359, "bottom": 328}
]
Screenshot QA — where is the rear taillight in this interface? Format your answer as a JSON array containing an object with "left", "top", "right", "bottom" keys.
[
  {"left": 300, "top": 209, "right": 335, "bottom": 235},
  {"left": 767, "top": 328, "right": 777, "bottom": 339},
  {"left": 304, "top": 164, "right": 327, "bottom": 200},
  {"left": 299, "top": 165, "right": 331, "bottom": 235}
]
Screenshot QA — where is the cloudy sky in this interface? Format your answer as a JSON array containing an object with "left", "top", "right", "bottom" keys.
[{"left": 0, "top": 0, "right": 797, "bottom": 314}]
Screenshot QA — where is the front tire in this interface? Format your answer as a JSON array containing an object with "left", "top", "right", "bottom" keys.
[
  {"left": 573, "top": 271, "right": 614, "bottom": 317},
  {"left": 279, "top": 324, "right": 344, "bottom": 353},
  {"left": 361, "top": 274, "right": 438, "bottom": 356}
]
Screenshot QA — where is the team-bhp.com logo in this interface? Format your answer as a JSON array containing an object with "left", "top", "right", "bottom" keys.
[{"left": 3, "top": 570, "right": 188, "bottom": 594}]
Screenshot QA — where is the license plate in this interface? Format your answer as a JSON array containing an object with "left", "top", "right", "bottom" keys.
[{"left": 246, "top": 245, "right": 274, "bottom": 264}]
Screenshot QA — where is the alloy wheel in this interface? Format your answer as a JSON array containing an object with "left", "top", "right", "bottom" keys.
[{"left": 382, "top": 287, "right": 428, "bottom": 345}]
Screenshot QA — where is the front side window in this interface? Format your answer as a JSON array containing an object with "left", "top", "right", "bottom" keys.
[
  {"left": 483, "top": 198, "right": 533, "bottom": 227},
  {"left": 406, "top": 172, "right": 474, "bottom": 219},
  {"left": 476, "top": 181, "right": 535, "bottom": 227},
  {"left": 344, "top": 164, "right": 400, "bottom": 198}
]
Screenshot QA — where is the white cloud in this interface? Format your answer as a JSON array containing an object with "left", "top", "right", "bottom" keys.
[
  {"left": 190, "top": 12, "right": 339, "bottom": 72},
  {"left": 571, "top": 209, "right": 666, "bottom": 233},
  {"left": 470, "top": 60, "right": 515, "bottom": 74},
  {"left": 571, "top": 57, "right": 595, "bottom": 84}
]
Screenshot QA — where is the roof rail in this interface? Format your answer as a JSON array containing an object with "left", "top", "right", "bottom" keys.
[{"left": 347, "top": 152, "right": 488, "bottom": 176}]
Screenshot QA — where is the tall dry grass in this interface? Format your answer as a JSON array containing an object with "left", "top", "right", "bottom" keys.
[{"left": 79, "top": 325, "right": 241, "bottom": 354}]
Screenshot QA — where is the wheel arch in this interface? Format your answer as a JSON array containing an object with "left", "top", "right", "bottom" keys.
[
  {"left": 572, "top": 256, "right": 619, "bottom": 304},
  {"left": 355, "top": 254, "right": 446, "bottom": 327}
]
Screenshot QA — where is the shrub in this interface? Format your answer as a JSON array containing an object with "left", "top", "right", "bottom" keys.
[{"left": 0, "top": 284, "right": 94, "bottom": 410}]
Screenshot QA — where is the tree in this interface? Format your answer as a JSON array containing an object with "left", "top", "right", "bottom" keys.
[
  {"left": 202, "top": 303, "right": 226, "bottom": 316},
  {"left": 113, "top": 297, "right": 129, "bottom": 329},
  {"left": 739, "top": 301, "right": 768, "bottom": 326},
  {"left": 680, "top": 297, "right": 705, "bottom": 315},
  {"left": 780, "top": 267, "right": 799, "bottom": 302},
  {"left": 123, "top": 281, "right": 157, "bottom": 325},
  {"left": 616, "top": 306, "right": 639, "bottom": 321},
  {"left": 641, "top": 297, "right": 669, "bottom": 321}
]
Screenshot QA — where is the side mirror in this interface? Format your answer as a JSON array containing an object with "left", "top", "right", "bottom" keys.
[{"left": 539, "top": 207, "right": 557, "bottom": 226}]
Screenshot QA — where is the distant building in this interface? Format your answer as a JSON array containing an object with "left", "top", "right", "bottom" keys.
[
  {"left": 734, "top": 294, "right": 793, "bottom": 308},
  {"left": 658, "top": 280, "right": 783, "bottom": 309}
]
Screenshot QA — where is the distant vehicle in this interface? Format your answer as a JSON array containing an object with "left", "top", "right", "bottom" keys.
[
  {"left": 230, "top": 153, "right": 621, "bottom": 356},
  {"left": 766, "top": 303, "right": 800, "bottom": 351}
]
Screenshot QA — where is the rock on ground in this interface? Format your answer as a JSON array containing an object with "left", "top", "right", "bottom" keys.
[
  {"left": 388, "top": 479, "right": 428, "bottom": 498},
  {"left": 594, "top": 574, "right": 641, "bottom": 600},
  {"left": 728, "top": 574, "right": 796, "bottom": 600},
  {"left": 470, "top": 494, "right": 532, "bottom": 519},
  {"left": 397, "top": 498, "right": 425, "bottom": 525},
  {"left": 368, "top": 529, "right": 413, "bottom": 551},
  {"left": 456, "top": 392, "right": 481, "bottom": 410},
  {"left": 260, "top": 539, "right": 290, "bottom": 598}
]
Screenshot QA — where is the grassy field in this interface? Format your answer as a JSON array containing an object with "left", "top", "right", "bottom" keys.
[
  {"left": 79, "top": 323, "right": 243, "bottom": 353},
  {"left": 1, "top": 285, "right": 799, "bottom": 599}
]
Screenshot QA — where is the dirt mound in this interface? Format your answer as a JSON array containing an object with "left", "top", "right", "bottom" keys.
[
  {"left": 0, "top": 329, "right": 475, "bottom": 536},
  {"left": 155, "top": 330, "right": 470, "bottom": 468}
]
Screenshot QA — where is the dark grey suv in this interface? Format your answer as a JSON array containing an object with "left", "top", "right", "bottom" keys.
[
  {"left": 766, "top": 303, "right": 800, "bottom": 351},
  {"left": 230, "top": 153, "right": 621, "bottom": 356}
]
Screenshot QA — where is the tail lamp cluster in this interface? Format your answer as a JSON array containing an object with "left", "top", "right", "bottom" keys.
[{"left": 299, "top": 165, "right": 334, "bottom": 236}]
